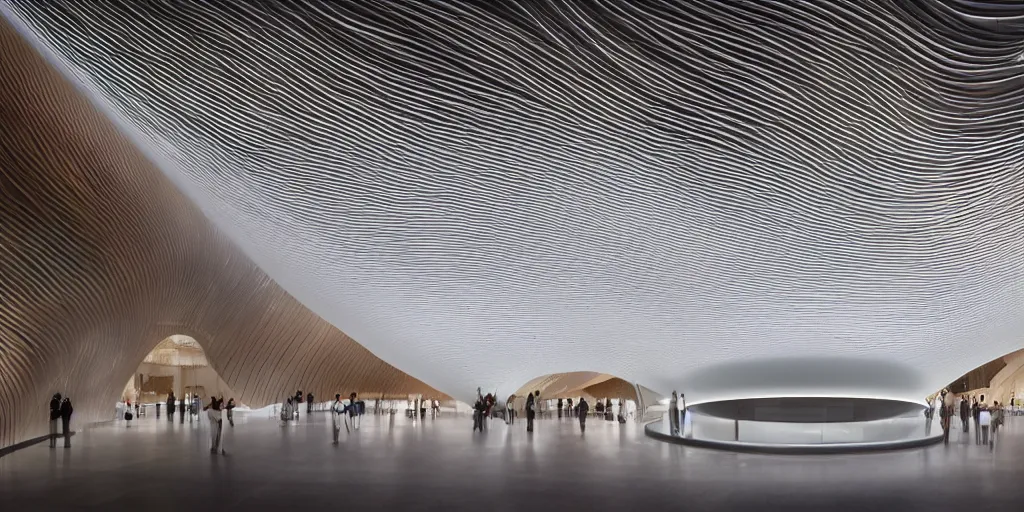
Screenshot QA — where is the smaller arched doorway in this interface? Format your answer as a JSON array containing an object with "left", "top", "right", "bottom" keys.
[
  {"left": 121, "top": 335, "right": 236, "bottom": 418},
  {"left": 508, "top": 371, "right": 660, "bottom": 423}
]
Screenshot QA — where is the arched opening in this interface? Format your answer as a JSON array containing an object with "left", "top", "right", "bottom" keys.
[
  {"left": 503, "top": 372, "right": 663, "bottom": 424},
  {"left": 120, "top": 335, "right": 236, "bottom": 419}
]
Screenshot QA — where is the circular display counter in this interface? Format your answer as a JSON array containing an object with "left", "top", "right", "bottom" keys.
[{"left": 646, "top": 397, "right": 942, "bottom": 454}]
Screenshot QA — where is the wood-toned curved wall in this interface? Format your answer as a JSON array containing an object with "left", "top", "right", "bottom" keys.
[{"left": 0, "top": 18, "right": 444, "bottom": 448}]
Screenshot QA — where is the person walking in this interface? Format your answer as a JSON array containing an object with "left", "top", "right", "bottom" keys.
[
  {"left": 306, "top": 393, "right": 314, "bottom": 415},
  {"left": 226, "top": 398, "right": 236, "bottom": 427},
  {"left": 578, "top": 397, "right": 589, "bottom": 433},
  {"left": 529, "top": 391, "right": 541, "bottom": 432},
  {"left": 203, "top": 396, "right": 224, "bottom": 454},
  {"left": 49, "top": 393, "right": 62, "bottom": 448},
  {"left": 59, "top": 396, "right": 74, "bottom": 448},
  {"left": 167, "top": 391, "right": 176, "bottom": 422},
  {"left": 669, "top": 391, "right": 680, "bottom": 436},
  {"left": 179, "top": 396, "right": 186, "bottom": 423},
  {"left": 348, "top": 392, "right": 361, "bottom": 431},
  {"left": 939, "top": 390, "right": 953, "bottom": 444},
  {"left": 125, "top": 399, "right": 134, "bottom": 428},
  {"left": 972, "top": 397, "right": 981, "bottom": 444},
  {"left": 959, "top": 395, "right": 969, "bottom": 434},
  {"left": 557, "top": 398, "right": 563, "bottom": 419},
  {"left": 979, "top": 401, "right": 992, "bottom": 447},
  {"left": 332, "top": 394, "right": 345, "bottom": 443}
]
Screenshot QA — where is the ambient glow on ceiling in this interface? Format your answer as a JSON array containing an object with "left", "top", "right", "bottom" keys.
[{"left": 6, "top": 0, "right": 1022, "bottom": 403}]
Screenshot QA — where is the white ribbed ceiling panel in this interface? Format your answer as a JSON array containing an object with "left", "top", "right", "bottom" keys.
[{"left": 6, "top": 1, "right": 1022, "bottom": 403}]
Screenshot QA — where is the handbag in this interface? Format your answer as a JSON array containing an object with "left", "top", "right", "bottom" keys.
[{"left": 124, "top": 411, "right": 133, "bottom": 421}]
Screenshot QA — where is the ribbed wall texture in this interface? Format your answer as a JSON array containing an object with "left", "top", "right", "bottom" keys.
[{"left": 0, "top": 17, "right": 446, "bottom": 448}]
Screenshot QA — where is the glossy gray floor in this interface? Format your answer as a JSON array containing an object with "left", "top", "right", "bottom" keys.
[{"left": 2, "top": 412, "right": 1023, "bottom": 511}]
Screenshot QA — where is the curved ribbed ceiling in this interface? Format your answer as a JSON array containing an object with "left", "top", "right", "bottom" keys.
[{"left": 3, "top": 1, "right": 1022, "bottom": 404}]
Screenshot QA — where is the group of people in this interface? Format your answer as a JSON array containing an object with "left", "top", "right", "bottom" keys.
[
  {"left": 474, "top": 389, "right": 594, "bottom": 434},
  {"left": 329, "top": 392, "right": 363, "bottom": 444},
  {"left": 48, "top": 393, "right": 74, "bottom": 448},
  {"left": 202, "top": 395, "right": 235, "bottom": 454},
  {"left": 933, "top": 389, "right": 1005, "bottom": 447}
]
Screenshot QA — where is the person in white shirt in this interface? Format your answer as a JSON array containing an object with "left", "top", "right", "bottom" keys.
[
  {"left": 332, "top": 393, "right": 346, "bottom": 443},
  {"left": 203, "top": 396, "right": 224, "bottom": 454}
]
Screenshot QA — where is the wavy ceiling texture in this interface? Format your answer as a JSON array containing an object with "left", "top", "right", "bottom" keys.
[
  {"left": 0, "top": 16, "right": 447, "bottom": 448},
  {"left": 2, "top": 1, "right": 1023, "bottom": 418}
]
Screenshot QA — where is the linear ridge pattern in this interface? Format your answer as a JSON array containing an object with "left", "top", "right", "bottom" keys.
[
  {"left": 0, "top": 13, "right": 447, "bottom": 448},
  {"left": 4, "top": 1, "right": 1024, "bottom": 405}
]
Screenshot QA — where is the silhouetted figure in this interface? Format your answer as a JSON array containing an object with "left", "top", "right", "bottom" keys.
[
  {"left": 939, "top": 390, "right": 952, "bottom": 444},
  {"left": 972, "top": 398, "right": 981, "bottom": 444},
  {"left": 167, "top": 392, "right": 176, "bottom": 421},
  {"left": 578, "top": 397, "right": 589, "bottom": 433},
  {"left": 179, "top": 397, "right": 186, "bottom": 423},
  {"left": 557, "top": 398, "right": 563, "bottom": 418},
  {"left": 59, "top": 397, "right": 73, "bottom": 447},
  {"left": 204, "top": 396, "right": 224, "bottom": 454},
  {"left": 526, "top": 391, "right": 539, "bottom": 432},
  {"left": 348, "top": 392, "right": 361, "bottom": 430},
  {"left": 226, "top": 398, "right": 236, "bottom": 427},
  {"left": 307, "top": 393, "right": 314, "bottom": 415},
  {"left": 959, "top": 395, "right": 969, "bottom": 433},
  {"left": 669, "top": 391, "right": 680, "bottom": 436},
  {"left": 125, "top": 399, "right": 134, "bottom": 427},
  {"left": 49, "top": 393, "right": 61, "bottom": 448}
]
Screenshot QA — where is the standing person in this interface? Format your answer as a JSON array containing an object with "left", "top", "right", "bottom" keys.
[
  {"left": 307, "top": 393, "right": 314, "bottom": 415},
  {"left": 167, "top": 392, "right": 176, "bottom": 422},
  {"left": 203, "top": 396, "right": 224, "bottom": 454},
  {"left": 348, "top": 392, "right": 361, "bottom": 431},
  {"left": 939, "top": 390, "right": 953, "bottom": 444},
  {"left": 221, "top": 397, "right": 234, "bottom": 454},
  {"left": 525, "top": 391, "right": 538, "bottom": 433},
  {"left": 972, "top": 397, "right": 981, "bottom": 444},
  {"left": 282, "top": 397, "right": 293, "bottom": 425},
  {"left": 505, "top": 398, "right": 515, "bottom": 425},
  {"left": 49, "top": 393, "right": 62, "bottom": 448},
  {"left": 125, "top": 399, "right": 134, "bottom": 427},
  {"left": 578, "top": 397, "right": 590, "bottom": 433},
  {"left": 59, "top": 396, "right": 74, "bottom": 448},
  {"left": 557, "top": 398, "right": 563, "bottom": 419},
  {"left": 978, "top": 400, "right": 992, "bottom": 447},
  {"left": 669, "top": 391, "right": 680, "bottom": 436},
  {"left": 179, "top": 396, "right": 186, "bottom": 423},
  {"left": 959, "top": 395, "right": 970, "bottom": 433},
  {"left": 332, "top": 394, "right": 345, "bottom": 442},
  {"left": 566, "top": 398, "right": 573, "bottom": 418},
  {"left": 472, "top": 395, "right": 485, "bottom": 431},
  {"left": 226, "top": 398, "right": 236, "bottom": 427}
]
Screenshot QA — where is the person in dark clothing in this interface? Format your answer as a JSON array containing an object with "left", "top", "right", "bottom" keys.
[
  {"left": 959, "top": 396, "right": 970, "bottom": 433},
  {"left": 227, "top": 398, "right": 236, "bottom": 427},
  {"left": 525, "top": 391, "right": 539, "bottom": 432},
  {"left": 605, "top": 398, "right": 613, "bottom": 421},
  {"left": 473, "top": 397, "right": 485, "bottom": 431},
  {"left": 938, "top": 391, "right": 952, "bottom": 444},
  {"left": 49, "top": 393, "right": 62, "bottom": 448},
  {"left": 167, "top": 391, "right": 176, "bottom": 421},
  {"left": 972, "top": 398, "right": 981, "bottom": 444},
  {"left": 557, "top": 398, "right": 563, "bottom": 418},
  {"left": 59, "top": 397, "right": 73, "bottom": 448},
  {"left": 578, "top": 397, "right": 589, "bottom": 433},
  {"left": 566, "top": 398, "right": 573, "bottom": 417},
  {"left": 307, "top": 393, "right": 314, "bottom": 415},
  {"left": 179, "top": 397, "right": 186, "bottom": 423}
]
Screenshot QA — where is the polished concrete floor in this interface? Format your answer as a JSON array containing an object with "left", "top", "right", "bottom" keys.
[{"left": 2, "top": 411, "right": 1023, "bottom": 511}]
